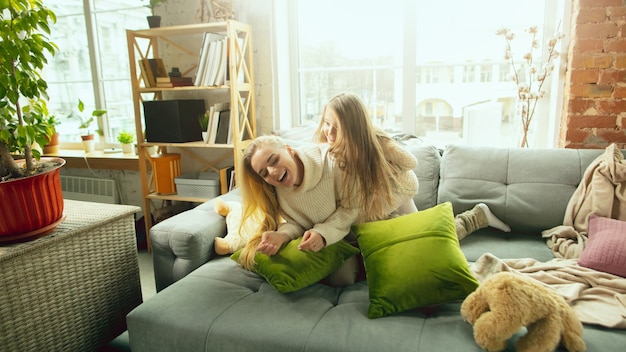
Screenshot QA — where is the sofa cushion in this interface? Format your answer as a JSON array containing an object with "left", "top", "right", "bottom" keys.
[
  {"left": 352, "top": 202, "right": 479, "bottom": 319},
  {"left": 403, "top": 143, "right": 441, "bottom": 211},
  {"left": 231, "top": 238, "right": 360, "bottom": 293},
  {"left": 578, "top": 214, "right": 626, "bottom": 277},
  {"left": 438, "top": 145, "right": 610, "bottom": 233}
]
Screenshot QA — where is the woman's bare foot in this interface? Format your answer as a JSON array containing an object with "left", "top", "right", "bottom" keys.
[{"left": 477, "top": 203, "right": 511, "bottom": 232}]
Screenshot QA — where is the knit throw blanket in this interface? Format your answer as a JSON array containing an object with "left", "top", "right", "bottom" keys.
[{"left": 542, "top": 143, "right": 626, "bottom": 259}]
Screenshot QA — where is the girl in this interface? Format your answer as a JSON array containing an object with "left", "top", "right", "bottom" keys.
[{"left": 315, "top": 92, "right": 510, "bottom": 239}]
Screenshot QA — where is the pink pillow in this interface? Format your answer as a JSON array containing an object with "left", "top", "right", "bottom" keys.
[{"left": 578, "top": 214, "right": 626, "bottom": 277}]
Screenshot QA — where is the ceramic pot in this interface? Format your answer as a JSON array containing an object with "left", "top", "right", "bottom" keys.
[
  {"left": 43, "top": 132, "right": 60, "bottom": 154},
  {"left": 0, "top": 157, "right": 66, "bottom": 241},
  {"left": 147, "top": 15, "right": 161, "bottom": 28},
  {"left": 122, "top": 143, "right": 134, "bottom": 154},
  {"left": 81, "top": 134, "right": 95, "bottom": 153}
]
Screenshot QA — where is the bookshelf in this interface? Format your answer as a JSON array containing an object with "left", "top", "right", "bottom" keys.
[{"left": 126, "top": 21, "right": 256, "bottom": 238}]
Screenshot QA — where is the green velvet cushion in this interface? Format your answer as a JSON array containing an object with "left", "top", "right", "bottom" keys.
[
  {"left": 353, "top": 202, "right": 479, "bottom": 319},
  {"left": 231, "top": 238, "right": 359, "bottom": 293}
]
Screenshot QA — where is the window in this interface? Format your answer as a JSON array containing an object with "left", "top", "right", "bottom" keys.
[
  {"left": 288, "top": 0, "right": 570, "bottom": 148},
  {"left": 43, "top": 0, "right": 149, "bottom": 148}
]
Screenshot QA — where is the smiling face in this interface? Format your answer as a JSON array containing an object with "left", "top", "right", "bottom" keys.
[
  {"left": 321, "top": 107, "right": 340, "bottom": 145},
  {"left": 250, "top": 143, "right": 303, "bottom": 188}
]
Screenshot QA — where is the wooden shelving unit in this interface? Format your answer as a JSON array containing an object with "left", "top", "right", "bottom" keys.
[{"left": 126, "top": 21, "right": 256, "bottom": 239}]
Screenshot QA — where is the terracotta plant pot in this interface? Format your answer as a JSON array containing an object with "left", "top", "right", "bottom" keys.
[
  {"left": 0, "top": 157, "right": 66, "bottom": 242},
  {"left": 43, "top": 132, "right": 60, "bottom": 154}
]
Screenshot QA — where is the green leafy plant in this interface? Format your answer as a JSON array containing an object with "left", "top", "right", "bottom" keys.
[
  {"left": 0, "top": 0, "right": 58, "bottom": 180},
  {"left": 143, "top": 0, "right": 168, "bottom": 13},
  {"left": 71, "top": 99, "right": 107, "bottom": 136},
  {"left": 117, "top": 130, "right": 136, "bottom": 144},
  {"left": 198, "top": 111, "right": 210, "bottom": 130}
]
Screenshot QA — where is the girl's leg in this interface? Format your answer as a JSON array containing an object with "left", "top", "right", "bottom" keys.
[{"left": 455, "top": 203, "right": 510, "bottom": 240}]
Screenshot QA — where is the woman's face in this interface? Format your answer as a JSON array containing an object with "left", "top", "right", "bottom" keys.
[
  {"left": 321, "top": 107, "right": 340, "bottom": 145},
  {"left": 250, "top": 143, "right": 302, "bottom": 188}
]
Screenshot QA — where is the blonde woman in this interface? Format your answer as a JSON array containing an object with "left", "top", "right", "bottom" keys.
[{"left": 236, "top": 135, "right": 359, "bottom": 273}]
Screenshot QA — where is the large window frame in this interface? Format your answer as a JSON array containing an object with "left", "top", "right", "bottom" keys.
[
  {"left": 44, "top": 0, "right": 149, "bottom": 150},
  {"left": 274, "top": 0, "right": 571, "bottom": 149}
]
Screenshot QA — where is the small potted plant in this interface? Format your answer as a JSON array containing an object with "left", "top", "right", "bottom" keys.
[
  {"left": 71, "top": 99, "right": 107, "bottom": 153},
  {"left": 43, "top": 113, "right": 61, "bottom": 154},
  {"left": 143, "top": 0, "right": 168, "bottom": 28},
  {"left": 117, "top": 130, "right": 136, "bottom": 154},
  {"left": 198, "top": 111, "right": 210, "bottom": 142}
]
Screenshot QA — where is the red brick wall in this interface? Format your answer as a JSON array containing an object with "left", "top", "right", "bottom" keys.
[{"left": 561, "top": 0, "right": 626, "bottom": 148}]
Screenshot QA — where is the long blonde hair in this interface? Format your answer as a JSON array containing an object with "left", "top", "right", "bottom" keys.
[
  {"left": 314, "top": 93, "right": 401, "bottom": 221},
  {"left": 237, "top": 135, "right": 285, "bottom": 270}
]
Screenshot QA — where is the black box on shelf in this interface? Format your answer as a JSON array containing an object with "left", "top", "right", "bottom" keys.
[{"left": 143, "top": 99, "right": 205, "bottom": 142}]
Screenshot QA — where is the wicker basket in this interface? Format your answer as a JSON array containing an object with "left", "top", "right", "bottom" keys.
[{"left": 0, "top": 200, "right": 142, "bottom": 351}]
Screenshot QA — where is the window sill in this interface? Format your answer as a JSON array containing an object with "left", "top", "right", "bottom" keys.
[{"left": 44, "top": 149, "right": 140, "bottom": 171}]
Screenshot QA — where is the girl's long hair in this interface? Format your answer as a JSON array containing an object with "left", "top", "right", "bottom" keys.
[
  {"left": 237, "top": 136, "right": 284, "bottom": 270},
  {"left": 315, "top": 93, "right": 400, "bottom": 221}
]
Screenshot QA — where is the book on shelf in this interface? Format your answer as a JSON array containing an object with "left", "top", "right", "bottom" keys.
[
  {"left": 203, "top": 39, "right": 224, "bottom": 86},
  {"left": 155, "top": 76, "right": 194, "bottom": 87},
  {"left": 219, "top": 165, "right": 235, "bottom": 195},
  {"left": 213, "top": 38, "right": 228, "bottom": 86},
  {"left": 194, "top": 33, "right": 226, "bottom": 86},
  {"left": 214, "top": 108, "right": 231, "bottom": 144},
  {"left": 194, "top": 33, "right": 210, "bottom": 86},
  {"left": 228, "top": 169, "right": 236, "bottom": 192},
  {"left": 206, "top": 102, "right": 230, "bottom": 144},
  {"left": 140, "top": 58, "right": 168, "bottom": 87},
  {"left": 138, "top": 59, "right": 153, "bottom": 87}
]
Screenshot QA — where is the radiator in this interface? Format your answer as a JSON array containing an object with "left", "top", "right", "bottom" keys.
[{"left": 60, "top": 175, "right": 118, "bottom": 204}]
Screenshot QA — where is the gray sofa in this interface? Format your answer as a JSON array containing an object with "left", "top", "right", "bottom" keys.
[{"left": 127, "top": 143, "right": 626, "bottom": 351}]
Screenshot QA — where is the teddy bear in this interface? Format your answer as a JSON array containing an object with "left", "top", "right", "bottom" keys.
[
  {"left": 460, "top": 272, "right": 586, "bottom": 352},
  {"left": 213, "top": 198, "right": 257, "bottom": 255}
]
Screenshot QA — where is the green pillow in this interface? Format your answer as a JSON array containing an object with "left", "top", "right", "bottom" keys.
[
  {"left": 352, "top": 202, "right": 479, "bottom": 319},
  {"left": 231, "top": 237, "right": 360, "bottom": 293}
]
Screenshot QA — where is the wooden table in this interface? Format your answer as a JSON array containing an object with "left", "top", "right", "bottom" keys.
[{"left": 0, "top": 200, "right": 143, "bottom": 351}]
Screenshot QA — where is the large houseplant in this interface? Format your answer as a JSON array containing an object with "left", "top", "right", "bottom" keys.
[{"left": 0, "top": 0, "right": 65, "bottom": 240}]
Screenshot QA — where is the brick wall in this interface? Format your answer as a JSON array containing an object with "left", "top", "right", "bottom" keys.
[{"left": 561, "top": 0, "right": 626, "bottom": 148}]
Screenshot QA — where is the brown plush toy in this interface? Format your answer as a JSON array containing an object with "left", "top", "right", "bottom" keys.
[{"left": 460, "top": 272, "right": 586, "bottom": 352}]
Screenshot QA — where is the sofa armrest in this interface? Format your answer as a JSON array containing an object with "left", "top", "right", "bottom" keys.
[{"left": 150, "top": 190, "right": 242, "bottom": 292}]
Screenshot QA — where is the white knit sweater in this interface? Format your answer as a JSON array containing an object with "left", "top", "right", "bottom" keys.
[{"left": 276, "top": 144, "right": 359, "bottom": 246}]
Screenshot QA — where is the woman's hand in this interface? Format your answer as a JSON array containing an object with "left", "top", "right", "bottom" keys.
[
  {"left": 257, "top": 231, "right": 290, "bottom": 256},
  {"left": 298, "top": 230, "right": 326, "bottom": 252}
]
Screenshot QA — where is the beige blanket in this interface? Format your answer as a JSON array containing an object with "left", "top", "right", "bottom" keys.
[
  {"left": 542, "top": 143, "right": 626, "bottom": 259},
  {"left": 471, "top": 253, "right": 626, "bottom": 329}
]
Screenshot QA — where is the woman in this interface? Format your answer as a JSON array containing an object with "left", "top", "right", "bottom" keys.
[{"left": 236, "top": 135, "right": 359, "bottom": 271}]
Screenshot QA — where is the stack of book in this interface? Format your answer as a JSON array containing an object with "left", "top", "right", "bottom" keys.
[
  {"left": 203, "top": 101, "right": 231, "bottom": 144},
  {"left": 156, "top": 76, "right": 194, "bottom": 87},
  {"left": 194, "top": 33, "right": 230, "bottom": 87}
]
